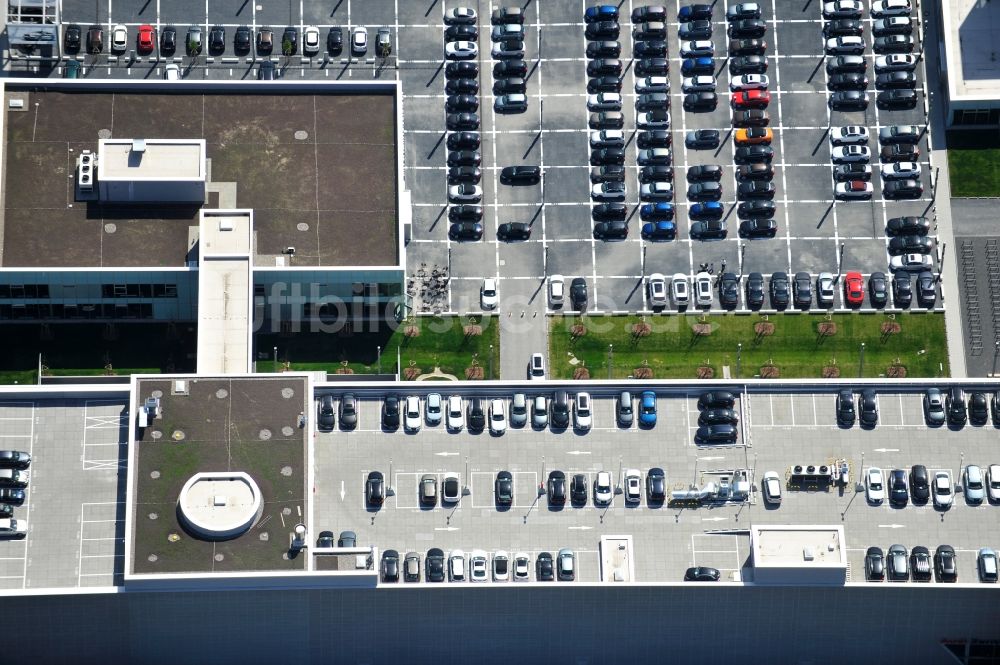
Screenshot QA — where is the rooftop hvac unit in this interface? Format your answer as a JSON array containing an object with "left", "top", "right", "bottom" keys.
[
  {"left": 76, "top": 152, "right": 94, "bottom": 192},
  {"left": 132, "top": 138, "right": 146, "bottom": 153}
]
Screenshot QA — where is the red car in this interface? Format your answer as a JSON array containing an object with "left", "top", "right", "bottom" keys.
[
  {"left": 137, "top": 24, "right": 155, "bottom": 53},
  {"left": 844, "top": 271, "right": 864, "bottom": 306},
  {"left": 732, "top": 89, "right": 770, "bottom": 109}
]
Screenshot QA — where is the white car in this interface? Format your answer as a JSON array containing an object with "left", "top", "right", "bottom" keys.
[
  {"left": 881, "top": 161, "right": 921, "bottom": 180},
  {"left": 493, "top": 550, "right": 510, "bottom": 581},
  {"left": 592, "top": 181, "right": 627, "bottom": 201},
  {"left": 875, "top": 54, "right": 917, "bottom": 72},
  {"left": 448, "top": 184, "right": 482, "bottom": 202},
  {"left": 730, "top": 74, "right": 769, "bottom": 91},
  {"left": 446, "top": 395, "right": 464, "bottom": 430},
  {"left": 835, "top": 180, "right": 874, "bottom": 199},
  {"left": 111, "top": 24, "right": 128, "bottom": 53},
  {"left": 823, "top": 0, "right": 863, "bottom": 16},
  {"left": 866, "top": 467, "right": 886, "bottom": 503},
  {"left": 444, "top": 7, "right": 477, "bottom": 24},
  {"left": 425, "top": 393, "right": 442, "bottom": 426},
  {"left": 682, "top": 75, "right": 716, "bottom": 93},
  {"left": 574, "top": 392, "right": 592, "bottom": 431},
  {"left": 872, "top": 0, "right": 911, "bottom": 16},
  {"left": 448, "top": 549, "right": 466, "bottom": 581},
  {"left": 351, "top": 27, "right": 368, "bottom": 55},
  {"left": 590, "top": 129, "right": 625, "bottom": 148},
  {"left": 680, "top": 40, "right": 714, "bottom": 57},
  {"left": 0, "top": 518, "right": 26, "bottom": 538},
  {"left": 889, "top": 253, "right": 933, "bottom": 272},
  {"left": 728, "top": 3, "right": 761, "bottom": 20},
  {"left": 445, "top": 40, "right": 478, "bottom": 59},
  {"left": 933, "top": 471, "right": 953, "bottom": 508},
  {"left": 164, "top": 63, "right": 180, "bottom": 80},
  {"left": 672, "top": 273, "right": 690, "bottom": 306},
  {"left": 640, "top": 182, "right": 673, "bottom": 200},
  {"left": 830, "top": 125, "right": 869, "bottom": 145},
  {"left": 817, "top": 272, "right": 836, "bottom": 306},
  {"left": 965, "top": 465, "right": 986, "bottom": 503},
  {"left": 491, "top": 24, "right": 524, "bottom": 41},
  {"left": 489, "top": 398, "right": 507, "bottom": 434},
  {"left": 481, "top": 278, "right": 499, "bottom": 310},
  {"left": 637, "top": 111, "right": 670, "bottom": 129},
  {"left": 694, "top": 272, "right": 713, "bottom": 307},
  {"left": 529, "top": 353, "right": 545, "bottom": 380},
  {"left": 491, "top": 40, "right": 524, "bottom": 58},
  {"left": 404, "top": 395, "right": 421, "bottom": 432},
  {"left": 987, "top": 464, "right": 1000, "bottom": 502},
  {"left": 825, "top": 36, "right": 865, "bottom": 55},
  {"left": 762, "top": 471, "right": 782, "bottom": 505},
  {"left": 594, "top": 471, "right": 613, "bottom": 505},
  {"left": 548, "top": 275, "right": 565, "bottom": 306},
  {"left": 469, "top": 550, "right": 489, "bottom": 582},
  {"left": 587, "top": 92, "right": 622, "bottom": 111},
  {"left": 624, "top": 469, "right": 642, "bottom": 504},
  {"left": 831, "top": 145, "right": 871, "bottom": 163},
  {"left": 442, "top": 472, "right": 461, "bottom": 503},
  {"left": 303, "top": 26, "right": 320, "bottom": 54},
  {"left": 513, "top": 552, "right": 530, "bottom": 581},
  {"left": 635, "top": 76, "right": 670, "bottom": 93},
  {"left": 647, "top": 273, "right": 668, "bottom": 307}
]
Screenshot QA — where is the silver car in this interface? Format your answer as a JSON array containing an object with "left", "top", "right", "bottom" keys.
[
  {"left": 510, "top": 393, "right": 528, "bottom": 427},
  {"left": 532, "top": 395, "right": 548, "bottom": 428},
  {"left": 425, "top": 393, "right": 442, "bottom": 426},
  {"left": 965, "top": 465, "right": 985, "bottom": 503}
]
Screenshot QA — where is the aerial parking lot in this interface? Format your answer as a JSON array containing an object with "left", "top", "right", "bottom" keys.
[
  {"left": 313, "top": 384, "right": 1000, "bottom": 584},
  {"left": 39, "top": 0, "right": 942, "bottom": 318}
]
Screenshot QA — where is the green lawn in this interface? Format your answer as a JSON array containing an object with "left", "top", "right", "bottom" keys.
[
  {"left": 946, "top": 130, "right": 1000, "bottom": 197},
  {"left": 550, "top": 313, "right": 949, "bottom": 380},
  {"left": 256, "top": 316, "right": 500, "bottom": 380}
]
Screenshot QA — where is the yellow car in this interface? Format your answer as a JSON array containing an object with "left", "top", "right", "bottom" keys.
[{"left": 734, "top": 127, "right": 773, "bottom": 145}]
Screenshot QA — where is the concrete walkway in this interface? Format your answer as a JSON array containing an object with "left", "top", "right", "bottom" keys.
[{"left": 498, "top": 278, "right": 548, "bottom": 381}]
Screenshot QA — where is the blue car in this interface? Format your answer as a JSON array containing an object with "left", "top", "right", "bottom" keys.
[
  {"left": 640, "top": 202, "right": 674, "bottom": 221},
  {"left": 585, "top": 5, "right": 619, "bottom": 22},
  {"left": 689, "top": 201, "right": 724, "bottom": 220},
  {"left": 681, "top": 56, "right": 715, "bottom": 75},
  {"left": 641, "top": 220, "right": 676, "bottom": 241},
  {"left": 639, "top": 391, "right": 657, "bottom": 426}
]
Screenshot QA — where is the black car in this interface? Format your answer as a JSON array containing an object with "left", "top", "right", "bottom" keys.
[
  {"left": 935, "top": 545, "right": 958, "bottom": 583},
  {"left": 700, "top": 408, "right": 739, "bottom": 426},
  {"left": 889, "top": 469, "right": 908, "bottom": 506},
  {"left": 683, "top": 92, "right": 718, "bottom": 111},
  {"left": 547, "top": 470, "right": 567, "bottom": 505},
  {"left": 869, "top": 271, "right": 889, "bottom": 308},
  {"left": 946, "top": 387, "right": 967, "bottom": 426},
  {"left": 316, "top": 530, "right": 335, "bottom": 548},
  {"left": 911, "top": 546, "right": 932, "bottom": 582},
  {"left": 641, "top": 165, "right": 674, "bottom": 183},
  {"left": 447, "top": 150, "right": 481, "bottom": 166},
  {"left": 593, "top": 165, "right": 626, "bottom": 183},
  {"left": 498, "top": 222, "right": 532, "bottom": 240},
  {"left": 737, "top": 164, "right": 774, "bottom": 181},
  {"left": 685, "top": 566, "right": 721, "bottom": 581},
  {"left": 887, "top": 544, "right": 909, "bottom": 581},
  {"left": 446, "top": 131, "right": 480, "bottom": 150},
  {"left": 209, "top": 25, "right": 226, "bottom": 53},
  {"left": 494, "top": 59, "right": 527, "bottom": 77},
  {"left": 679, "top": 19, "right": 713, "bottom": 40},
  {"left": 339, "top": 393, "right": 358, "bottom": 430},
  {"left": 680, "top": 3, "right": 714, "bottom": 20},
  {"left": 495, "top": 471, "right": 513, "bottom": 506},
  {"left": 570, "top": 278, "right": 588, "bottom": 310},
  {"left": 917, "top": 271, "right": 935, "bottom": 305},
  {"left": 449, "top": 221, "right": 483, "bottom": 241},
  {"left": 500, "top": 165, "right": 541, "bottom": 185},
  {"left": 696, "top": 424, "right": 738, "bottom": 444},
  {"left": 884, "top": 179, "right": 923, "bottom": 199},
  {"left": 594, "top": 220, "right": 629, "bottom": 240},
  {"left": 910, "top": 465, "right": 930, "bottom": 502},
  {"left": 827, "top": 55, "right": 867, "bottom": 74},
  {"left": 836, "top": 389, "right": 856, "bottom": 426},
  {"left": 859, "top": 389, "right": 879, "bottom": 427},
  {"left": 769, "top": 271, "right": 790, "bottom": 308},
  {"left": 381, "top": 549, "right": 399, "bottom": 583},
  {"left": 636, "top": 58, "right": 669, "bottom": 76},
  {"left": 637, "top": 130, "right": 671, "bottom": 149},
  {"left": 327, "top": 27, "right": 343, "bottom": 54},
  {"left": 730, "top": 55, "right": 768, "bottom": 74},
  {"left": 467, "top": 397, "right": 486, "bottom": 431},
  {"left": 734, "top": 109, "right": 769, "bottom": 127},
  {"left": 884, "top": 144, "right": 919, "bottom": 163},
  {"left": 745, "top": 272, "right": 765, "bottom": 309},
  {"left": 449, "top": 205, "right": 483, "bottom": 221},
  {"left": 888, "top": 235, "right": 933, "bottom": 255},
  {"left": 317, "top": 394, "right": 336, "bottom": 431},
  {"left": 234, "top": 25, "right": 252, "bottom": 52},
  {"left": 588, "top": 76, "right": 621, "bottom": 92},
  {"left": 734, "top": 145, "right": 774, "bottom": 164},
  {"left": 64, "top": 23, "right": 82, "bottom": 52},
  {"left": 865, "top": 547, "right": 885, "bottom": 581},
  {"left": 738, "top": 200, "right": 775, "bottom": 219},
  {"left": 686, "top": 129, "right": 720, "bottom": 149},
  {"left": 634, "top": 5, "right": 669, "bottom": 22},
  {"left": 687, "top": 164, "right": 723, "bottom": 182},
  {"left": 426, "top": 548, "right": 445, "bottom": 582},
  {"left": 161, "top": 26, "right": 177, "bottom": 55},
  {"left": 690, "top": 220, "right": 727, "bottom": 239},
  {"left": 447, "top": 113, "right": 479, "bottom": 131},
  {"left": 446, "top": 94, "right": 478, "bottom": 112},
  {"left": 448, "top": 166, "right": 481, "bottom": 184},
  {"left": 687, "top": 182, "right": 723, "bottom": 202},
  {"left": 635, "top": 40, "right": 668, "bottom": 57},
  {"left": 729, "top": 18, "right": 767, "bottom": 38},
  {"left": 570, "top": 473, "right": 589, "bottom": 504},
  {"left": 551, "top": 391, "right": 571, "bottom": 428},
  {"left": 740, "top": 218, "right": 777, "bottom": 238},
  {"left": 823, "top": 19, "right": 863, "bottom": 37},
  {"left": 876, "top": 71, "right": 916, "bottom": 89},
  {"left": 793, "top": 271, "right": 812, "bottom": 308},
  {"left": 444, "top": 24, "right": 478, "bottom": 41},
  {"left": 829, "top": 90, "right": 868, "bottom": 110},
  {"left": 591, "top": 148, "right": 626, "bottom": 165},
  {"left": 646, "top": 467, "right": 666, "bottom": 502},
  {"left": 536, "top": 552, "right": 555, "bottom": 581},
  {"left": 382, "top": 395, "right": 400, "bottom": 429},
  {"left": 719, "top": 273, "right": 739, "bottom": 309},
  {"left": 585, "top": 21, "right": 619, "bottom": 39},
  {"left": 893, "top": 272, "right": 912, "bottom": 307},
  {"left": 969, "top": 392, "right": 989, "bottom": 425},
  {"left": 886, "top": 216, "right": 930, "bottom": 236},
  {"left": 587, "top": 40, "right": 621, "bottom": 58},
  {"left": 636, "top": 90, "right": 671, "bottom": 111},
  {"left": 446, "top": 78, "right": 479, "bottom": 95},
  {"left": 878, "top": 89, "right": 918, "bottom": 109},
  {"left": 366, "top": 471, "right": 385, "bottom": 506},
  {"left": 737, "top": 181, "right": 776, "bottom": 200},
  {"left": 873, "top": 35, "right": 913, "bottom": 53},
  {"left": 828, "top": 73, "right": 868, "bottom": 90},
  {"left": 587, "top": 58, "right": 622, "bottom": 76},
  {"left": 593, "top": 203, "right": 627, "bottom": 221},
  {"left": 0, "top": 489, "right": 24, "bottom": 506},
  {"left": 698, "top": 391, "right": 736, "bottom": 410},
  {"left": 834, "top": 163, "right": 872, "bottom": 182},
  {"left": 729, "top": 38, "right": 766, "bottom": 55}
]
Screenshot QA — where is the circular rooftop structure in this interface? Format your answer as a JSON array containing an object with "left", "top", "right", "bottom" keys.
[{"left": 177, "top": 472, "right": 262, "bottom": 540}]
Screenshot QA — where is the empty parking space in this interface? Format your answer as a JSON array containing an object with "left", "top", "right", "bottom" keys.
[
  {"left": 83, "top": 400, "right": 127, "bottom": 470},
  {"left": 78, "top": 501, "right": 123, "bottom": 587}
]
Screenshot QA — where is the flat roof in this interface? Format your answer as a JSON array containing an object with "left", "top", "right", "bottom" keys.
[
  {"left": 945, "top": 0, "right": 1000, "bottom": 100},
  {"left": 98, "top": 139, "right": 205, "bottom": 181},
  {"left": 752, "top": 526, "right": 846, "bottom": 568},
  {"left": 197, "top": 212, "right": 253, "bottom": 375},
  {"left": 1, "top": 87, "right": 399, "bottom": 268}
]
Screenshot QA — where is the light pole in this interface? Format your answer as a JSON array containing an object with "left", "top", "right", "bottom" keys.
[
  {"left": 736, "top": 342, "right": 742, "bottom": 378},
  {"left": 273, "top": 345, "right": 278, "bottom": 372},
  {"left": 993, "top": 340, "right": 1000, "bottom": 377},
  {"left": 377, "top": 345, "right": 382, "bottom": 374},
  {"left": 838, "top": 242, "right": 845, "bottom": 281},
  {"left": 539, "top": 455, "right": 546, "bottom": 496},
  {"left": 739, "top": 243, "right": 746, "bottom": 279},
  {"left": 615, "top": 455, "right": 623, "bottom": 494},
  {"left": 489, "top": 344, "right": 494, "bottom": 380},
  {"left": 859, "top": 342, "right": 865, "bottom": 377},
  {"left": 463, "top": 455, "right": 470, "bottom": 496},
  {"left": 387, "top": 458, "right": 394, "bottom": 496},
  {"left": 936, "top": 242, "right": 947, "bottom": 282},
  {"left": 608, "top": 344, "right": 614, "bottom": 380},
  {"left": 642, "top": 245, "right": 647, "bottom": 278}
]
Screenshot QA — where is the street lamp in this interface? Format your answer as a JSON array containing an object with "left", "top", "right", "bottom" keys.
[
  {"left": 993, "top": 340, "right": 1000, "bottom": 377},
  {"left": 489, "top": 344, "right": 494, "bottom": 380},
  {"left": 377, "top": 345, "right": 382, "bottom": 374},
  {"left": 859, "top": 342, "right": 866, "bottom": 378},
  {"left": 739, "top": 243, "right": 746, "bottom": 279},
  {"left": 608, "top": 344, "right": 613, "bottom": 380},
  {"left": 838, "top": 242, "right": 845, "bottom": 281},
  {"left": 273, "top": 345, "right": 278, "bottom": 372},
  {"left": 736, "top": 342, "right": 742, "bottom": 378}
]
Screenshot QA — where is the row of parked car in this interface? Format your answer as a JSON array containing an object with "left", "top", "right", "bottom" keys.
[
  {"left": 865, "top": 544, "right": 998, "bottom": 583},
  {"left": 829, "top": 124, "right": 924, "bottom": 201},
  {"left": 835, "top": 386, "right": 1000, "bottom": 429},
  {"left": 863, "top": 461, "right": 1000, "bottom": 510},
  {"left": 378, "top": 547, "right": 576, "bottom": 583},
  {"left": 0, "top": 451, "right": 30, "bottom": 539}
]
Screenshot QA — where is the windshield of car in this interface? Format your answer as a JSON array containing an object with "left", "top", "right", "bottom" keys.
[{"left": 496, "top": 559, "right": 508, "bottom": 574}]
